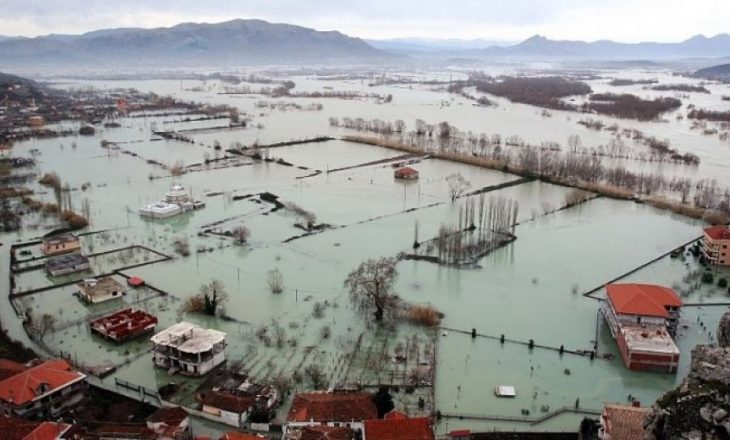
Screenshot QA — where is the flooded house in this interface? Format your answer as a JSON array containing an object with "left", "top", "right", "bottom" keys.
[
  {"left": 45, "top": 252, "right": 90, "bottom": 276},
  {"left": 139, "top": 185, "right": 204, "bottom": 219},
  {"left": 201, "top": 391, "right": 255, "bottom": 428},
  {"left": 151, "top": 322, "right": 227, "bottom": 376},
  {"left": 77, "top": 276, "right": 125, "bottom": 304},
  {"left": 41, "top": 233, "right": 80, "bottom": 255},
  {"left": 602, "top": 283, "right": 682, "bottom": 373},
  {"left": 89, "top": 308, "right": 158, "bottom": 343},
  {"left": 0, "top": 359, "right": 87, "bottom": 418},
  {"left": 394, "top": 166, "right": 419, "bottom": 180},
  {"left": 702, "top": 225, "right": 730, "bottom": 266},
  {"left": 285, "top": 392, "right": 378, "bottom": 437}
]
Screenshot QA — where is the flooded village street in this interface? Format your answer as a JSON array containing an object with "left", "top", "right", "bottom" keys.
[{"left": 2, "top": 67, "right": 730, "bottom": 437}]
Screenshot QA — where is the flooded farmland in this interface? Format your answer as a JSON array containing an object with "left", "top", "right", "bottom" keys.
[{"left": 2, "top": 68, "right": 730, "bottom": 434}]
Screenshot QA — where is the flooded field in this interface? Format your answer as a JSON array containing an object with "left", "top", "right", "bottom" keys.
[{"left": 2, "top": 68, "right": 729, "bottom": 433}]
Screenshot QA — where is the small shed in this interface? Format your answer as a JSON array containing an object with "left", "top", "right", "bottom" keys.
[
  {"left": 495, "top": 385, "right": 516, "bottom": 397},
  {"left": 394, "top": 166, "right": 419, "bottom": 180},
  {"left": 127, "top": 276, "right": 145, "bottom": 288}
]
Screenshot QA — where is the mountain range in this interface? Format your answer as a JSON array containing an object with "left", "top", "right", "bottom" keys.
[
  {"left": 1, "top": 19, "right": 730, "bottom": 68},
  {"left": 0, "top": 19, "right": 395, "bottom": 67}
]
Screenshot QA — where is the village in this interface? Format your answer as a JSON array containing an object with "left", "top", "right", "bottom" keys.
[{"left": 2, "top": 57, "right": 730, "bottom": 440}]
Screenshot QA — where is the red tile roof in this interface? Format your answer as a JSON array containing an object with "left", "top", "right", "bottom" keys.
[
  {"left": 395, "top": 167, "right": 419, "bottom": 178},
  {"left": 0, "top": 358, "right": 29, "bottom": 380},
  {"left": 287, "top": 392, "right": 378, "bottom": 423},
  {"left": 128, "top": 276, "right": 145, "bottom": 287},
  {"left": 704, "top": 226, "right": 730, "bottom": 240},
  {"left": 602, "top": 404, "right": 650, "bottom": 440},
  {"left": 605, "top": 284, "right": 682, "bottom": 318},
  {"left": 365, "top": 415, "right": 434, "bottom": 440},
  {"left": 0, "top": 359, "right": 86, "bottom": 406},
  {"left": 298, "top": 425, "right": 353, "bottom": 440},
  {"left": 202, "top": 391, "right": 255, "bottom": 414},
  {"left": 220, "top": 432, "right": 265, "bottom": 440},
  {"left": 147, "top": 405, "right": 189, "bottom": 424},
  {"left": 22, "top": 421, "right": 72, "bottom": 440}
]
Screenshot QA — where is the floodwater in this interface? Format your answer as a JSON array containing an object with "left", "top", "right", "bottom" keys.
[{"left": 1, "top": 68, "right": 729, "bottom": 432}]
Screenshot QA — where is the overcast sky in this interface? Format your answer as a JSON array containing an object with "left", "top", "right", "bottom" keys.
[{"left": 0, "top": 0, "right": 728, "bottom": 42}]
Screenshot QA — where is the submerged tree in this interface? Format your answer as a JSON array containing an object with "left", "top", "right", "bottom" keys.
[
  {"left": 200, "top": 280, "right": 229, "bottom": 316},
  {"left": 267, "top": 268, "right": 284, "bottom": 294},
  {"left": 446, "top": 172, "right": 471, "bottom": 201},
  {"left": 344, "top": 257, "right": 399, "bottom": 321},
  {"left": 232, "top": 225, "right": 250, "bottom": 245}
]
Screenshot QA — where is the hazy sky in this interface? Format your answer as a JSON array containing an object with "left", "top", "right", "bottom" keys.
[{"left": 0, "top": 0, "right": 728, "bottom": 42}]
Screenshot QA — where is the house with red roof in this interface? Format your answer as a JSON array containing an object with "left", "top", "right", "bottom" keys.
[
  {"left": 702, "top": 225, "right": 730, "bottom": 266},
  {"left": 146, "top": 406, "right": 192, "bottom": 440},
  {"left": 201, "top": 391, "right": 256, "bottom": 428},
  {"left": 364, "top": 410, "right": 434, "bottom": 440},
  {"left": 602, "top": 284, "right": 682, "bottom": 373},
  {"left": 0, "top": 358, "right": 29, "bottom": 381},
  {"left": 598, "top": 403, "right": 650, "bottom": 440},
  {"left": 394, "top": 167, "right": 419, "bottom": 180},
  {"left": 285, "top": 392, "right": 378, "bottom": 436},
  {"left": 0, "top": 359, "right": 87, "bottom": 418},
  {"left": 0, "top": 416, "right": 73, "bottom": 440}
]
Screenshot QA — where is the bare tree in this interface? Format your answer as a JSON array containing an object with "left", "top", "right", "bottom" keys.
[
  {"left": 344, "top": 257, "right": 400, "bottom": 321},
  {"left": 200, "top": 280, "right": 229, "bottom": 316},
  {"left": 267, "top": 268, "right": 284, "bottom": 294},
  {"left": 304, "top": 364, "right": 327, "bottom": 389},
  {"left": 232, "top": 225, "right": 250, "bottom": 245},
  {"left": 446, "top": 173, "right": 471, "bottom": 201},
  {"left": 32, "top": 313, "right": 56, "bottom": 341}
]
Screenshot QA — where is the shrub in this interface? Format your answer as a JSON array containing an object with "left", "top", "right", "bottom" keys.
[
  {"left": 60, "top": 211, "right": 89, "bottom": 229},
  {"left": 39, "top": 173, "right": 61, "bottom": 189},
  {"left": 719, "top": 278, "right": 728, "bottom": 288},
  {"left": 702, "top": 272, "right": 715, "bottom": 284},
  {"left": 406, "top": 304, "right": 442, "bottom": 327}
]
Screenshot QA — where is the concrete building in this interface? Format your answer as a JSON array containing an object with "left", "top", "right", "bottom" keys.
[
  {"left": 78, "top": 277, "right": 126, "bottom": 304},
  {"left": 603, "top": 283, "right": 682, "bottom": 373},
  {"left": 46, "top": 253, "right": 90, "bottom": 276},
  {"left": 702, "top": 225, "right": 730, "bottom": 266},
  {"left": 41, "top": 233, "right": 80, "bottom": 256},
  {"left": 201, "top": 391, "right": 255, "bottom": 428},
  {"left": 139, "top": 201, "right": 182, "bottom": 219},
  {"left": 0, "top": 359, "right": 87, "bottom": 419},
  {"left": 151, "top": 322, "right": 227, "bottom": 376}
]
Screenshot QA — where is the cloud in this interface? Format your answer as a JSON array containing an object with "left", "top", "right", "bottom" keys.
[{"left": 0, "top": 0, "right": 728, "bottom": 42}]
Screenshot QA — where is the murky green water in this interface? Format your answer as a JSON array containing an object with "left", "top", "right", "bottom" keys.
[{"left": 1, "top": 71, "right": 727, "bottom": 432}]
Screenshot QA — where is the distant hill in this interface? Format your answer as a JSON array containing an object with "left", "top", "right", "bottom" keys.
[
  {"left": 478, "top": 34, "right": 730, "bottom": 59},
  {"left": 694, "top": 63, "right": 730, "bottom": 80},
  {"left": 0, "top": 19, "right": 398, "bottom": 67}
]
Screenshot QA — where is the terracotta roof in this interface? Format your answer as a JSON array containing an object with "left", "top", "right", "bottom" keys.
[
  {"left": 0, "top": 358, "right": 28, "bottom": 380},
  {"left": 605, "top": 284, "right": 682, "bottom": 318},
  {"left": 395, "top": 167, "right": 418, "bottom": 177},
  {"left": 0, "top": 417, "right": 42, "bottom": 440},
  {"left": 602, "top": 404, "right": 650, "bottom": 440},
  {"left": 299, "top": 425, "right": 353, "bottom": 440},
  {"left": 203, "top": 391, "right": 255, "bottom": 414},
  {"left": 147, "top": 405, "right": 189, "bottom": 424},
  {"left": 22, "top": 422, "right": 72, "bottom": 440},
  {"left": 0, "top": 359, "right": 86, "bottom": 406},
  {"left": 365, "top": 415, "right": 434, "bottom": 440},
  {"left": 287, "top": 392, "right": 378, "bottom": 423},
  {"left": 704, "top": 226, "right": 730, "bottom": 240}
]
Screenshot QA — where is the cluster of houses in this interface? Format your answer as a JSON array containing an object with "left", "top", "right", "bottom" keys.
[
  {"left": 139, "top": 185, "right": 205, "bottom": 219},
  {"left": 40, "top": 233, "right": 138, "bottom": 305}
]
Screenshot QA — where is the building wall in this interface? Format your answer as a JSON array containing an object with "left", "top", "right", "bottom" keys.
[
  {"left": 42, "top": 240, "right": 80, "bottom": 255},
  {"left": 703, "top": 235, "right": 730, "bottom": 266}
]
